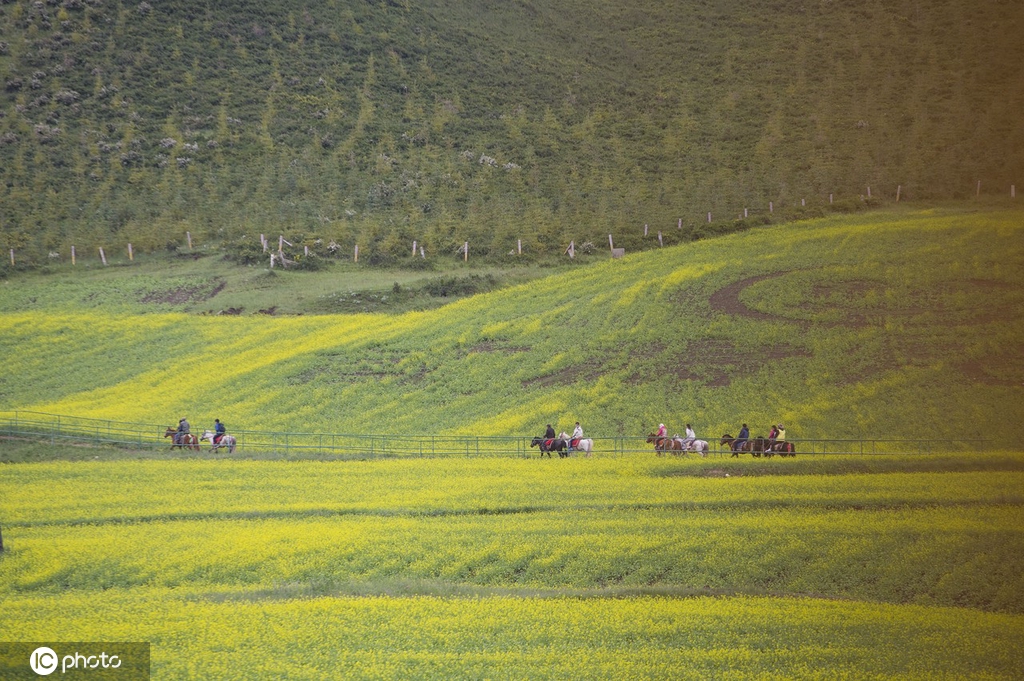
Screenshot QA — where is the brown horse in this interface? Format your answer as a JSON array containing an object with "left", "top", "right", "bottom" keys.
[
  {"left": 764, "top": 440, "right": 796, "bottom": 457},
  {"left": 647, "top": 434, "right": 683, "bottom": 456},
  {"left": 721, "top": 435, "right": 770, "bottom": 457},
  {"left": 164, "top": 427, "right": 199, "bottom": 451}
]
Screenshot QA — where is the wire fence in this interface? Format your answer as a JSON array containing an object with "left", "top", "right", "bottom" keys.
[{"left": 0, "top": 410, "right": 995, "bottom": 459}]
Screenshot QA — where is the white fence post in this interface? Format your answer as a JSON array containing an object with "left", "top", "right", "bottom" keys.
[{"left": 99, "top": 247, "right": 107, "bottom": 266}]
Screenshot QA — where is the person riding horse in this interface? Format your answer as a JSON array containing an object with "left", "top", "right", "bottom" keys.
[
  {"left": 732, "top": 423, "right": 749, "bottom": 454},
  {"left": 769, "top": 424, "right": 787, "bottom": 454},
  {"left": 176, "top": 417, "right": 190, "bottom": 446},
  {"left": 213, "top": 418, "right": 226, "bottom": 445},
  {"left": 543, "top": 424, "right": 557, "bottom": 449},
  {"left": 570, "top": 421, "right": 583, "bottom": 450},
  {"left": 681, "top": 424, "right": 696, "bottom": 451}
]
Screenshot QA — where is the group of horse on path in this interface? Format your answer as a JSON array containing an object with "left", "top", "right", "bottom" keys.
[
  {"left": 161, "top": 426, "right": 790, "bottom": 459},
  {"left": 720, "top": 434, "right": 795, "bottom": 457},
  {"left": 530, "top": 431, "right": 594, "bottom": 458},
  {"left": 530, "top": 431, "right": 796, "bottom": 458},
  {"left": 645, "top": 433, "right": 796, "bottom": 458},
  {"left": 163, "top": 427, "right": 237, "bottom": 453}
]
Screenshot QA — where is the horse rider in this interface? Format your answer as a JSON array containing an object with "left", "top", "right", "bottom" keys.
[
  {"left": 213, "top": 418, "right": 226, "bottom": 445},
  {"left": 681, "top": 424, "right": 696, "bottom": 451},
  {"left": 544, "top": 423, "right": 557, "bottom": 448},
  {"left": 767, "top": 424, "right": 778, "bottom": 451},
  {"left": 773, "top": 424, "right": 787, "bottom": 453},
  {"left": 733, "top": 423, "right": 749, "bottom": 453},
  {"left": 570, "top": 421, "right": 583, "bottom": 450},
  {"left": 176, "top": 417, "right": 190, "bottom": 446}
]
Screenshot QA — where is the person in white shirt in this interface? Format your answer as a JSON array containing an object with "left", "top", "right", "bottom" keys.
[{"left": 681, "top": 424, "right": 696, "bottom": 451}]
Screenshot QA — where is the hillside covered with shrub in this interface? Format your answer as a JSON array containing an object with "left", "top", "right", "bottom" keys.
[
  {"left": 1, "top": 207, "right": 1021, "bottom": 442},
  {"left": 1, "top": 0, "right": 1022, "bottom": 266}
]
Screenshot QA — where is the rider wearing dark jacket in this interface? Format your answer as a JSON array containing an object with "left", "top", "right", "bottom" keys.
[
  {"left": 214, "top": 418, "right": 226, "bottom": 444},
  {"left": 544, "top": 424, "right": 556, "bottom": 444},
  {"left": 733, "top": 424, "right": 749, "bottom": 452}
]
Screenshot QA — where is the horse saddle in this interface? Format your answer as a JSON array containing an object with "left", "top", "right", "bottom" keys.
[
  {"left": 544, "top": 439, "right": 555, "bottom": 448},
  {"left": 570, "top": 438, "right": 580, "bottom": 448}
]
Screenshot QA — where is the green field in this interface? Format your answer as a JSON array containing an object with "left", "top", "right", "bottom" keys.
[
  {"left": 1, "top": 453, "right": 1023, "bottom": 678},
  {"left": 2, "top": 206, "right": 1024, "bottom": 677}
]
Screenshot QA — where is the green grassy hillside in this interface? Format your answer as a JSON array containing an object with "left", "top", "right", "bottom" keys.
[
  {"left": 1, "top": 206, "right": 1021, "bottom": 442},
  {"left": 1, "top": 0, "right": 1022, "bottom": 266}
]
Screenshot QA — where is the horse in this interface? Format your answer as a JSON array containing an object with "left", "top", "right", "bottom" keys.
[
  {"left": 530, "top": 436, "right": 568, "bottom": 458},
  {"left": 764, "top": 440, "right": 796, "bottom": 457},
  {"left": 682, "top": 439, "right": 710, "bottom": 457},
  {"left": 201, "top": 429, "right": 237, "bottom": 454},
  {"left": 560, "top": 432, "right": 594, "bottom": 457},
  {"left": 721, "top": 434, "right": 751, "bottom": 457},
  {"left": 646, "top": 434, "right": 683, "bottom": 456},
  {"left": 721, "top": 434, "right": 771, "bottom": 457},
  {"left": 164, "top": 427, "right": 199, "bottom": 451}
]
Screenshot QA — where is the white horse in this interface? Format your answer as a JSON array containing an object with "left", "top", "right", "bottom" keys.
[
  {"left": 681, "top": 439, "right": 710, "bottom": 457},
  {"left": 201, "top": 429, "right": 236, "bottom": 454},
  {"left": 560, "top": 432, "right": 594, "bottom": 457}
]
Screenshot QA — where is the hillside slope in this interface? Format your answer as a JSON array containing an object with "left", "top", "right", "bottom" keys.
[
  {"left": 1, "top": 207, "right": 1022, "bottom": 442},
  {"left": 1, "top": 0, "right": 1022, "bottom": 264}
]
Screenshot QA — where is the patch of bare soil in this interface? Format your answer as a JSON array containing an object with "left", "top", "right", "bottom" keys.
[
  {"left": 141, "top": 280, "right": 226, "bottom": 305},
  {"left": 708, "top": 273, "right": 791, "bottom": 322},
  {"left": 522, "top": 359, "right": 605, "bottom": 389},
  {"left": 958, "top": 349, "right": 1024, "bottom": 387},
  {"left": 469, "top": 341, "right": 530, "bottom": 354},
  {"left": 666, "top": 339, "right": 811, "bottom": 388}
]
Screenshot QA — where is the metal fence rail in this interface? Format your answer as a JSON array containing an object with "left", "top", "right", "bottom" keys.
[{"left": 0, "top": 410, "right": 992, "bottom": 459}]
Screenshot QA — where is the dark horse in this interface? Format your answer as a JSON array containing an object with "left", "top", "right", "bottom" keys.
[
  {"left": 720, "top": 434, "right": 770, "bottom": 458},
  {"left": 530, "top": 436, "right": 568, "bottom": 458},
  {"left": 164, "top": 427, "right": 200, "bottom": 451}
]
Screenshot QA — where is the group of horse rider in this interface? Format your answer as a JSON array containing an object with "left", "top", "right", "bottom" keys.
[
  {"left": 655, "top": 421, "right": 787, "bottom": 453},
  {"left": 654, "top": 422, "right": 701, "bottom": 451},
  {"left": 173, "top": 416, "right": 228, "bottom": 445},
  {"left": 541, "top": 421, "right": 585, "bottom": 450},
  {"left": 728, "top": 422, "right": 787, "bottom": 453}
]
